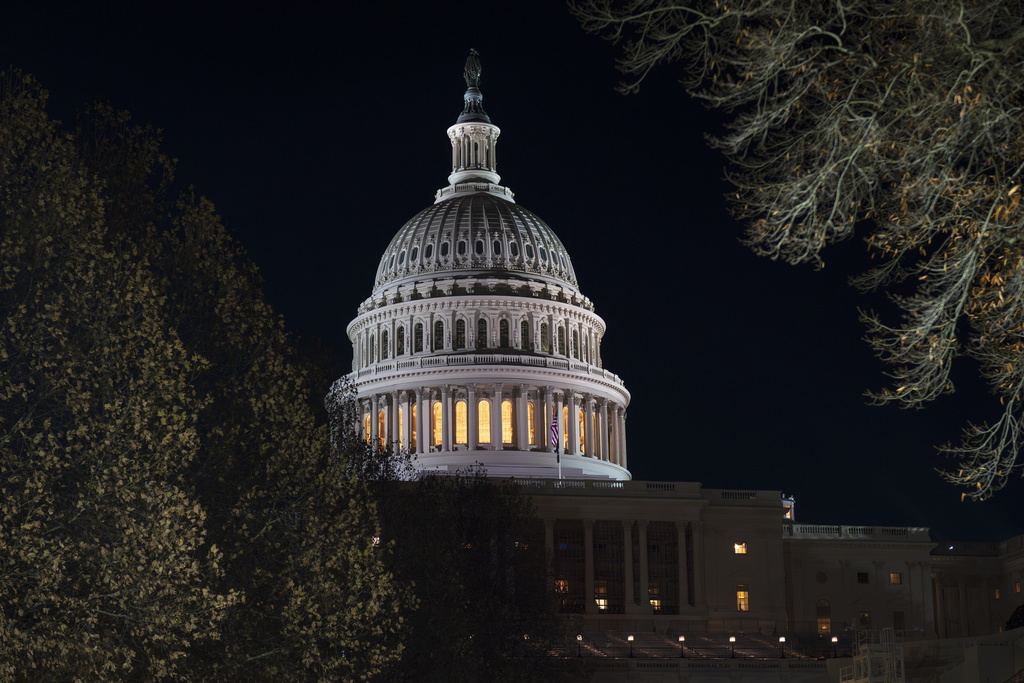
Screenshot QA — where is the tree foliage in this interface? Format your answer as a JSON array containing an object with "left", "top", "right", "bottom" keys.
[
  {"left": 0, "top": 70, "right": 409, "bottom": 680},
  {"left": 573, "top": 0, "right": 1024, "bottom": 498}
]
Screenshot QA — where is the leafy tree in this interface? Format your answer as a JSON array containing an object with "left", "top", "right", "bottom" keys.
[
  {"left": 0, "top": 70, "right": 410, "bottom": 680},
  {"left": 573, "top": 0, "right": 1024, "bottom": 498}
]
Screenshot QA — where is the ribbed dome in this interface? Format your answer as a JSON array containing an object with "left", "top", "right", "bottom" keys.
[{"left": 373, "top": 192, "right": 579, "bottom": 292}]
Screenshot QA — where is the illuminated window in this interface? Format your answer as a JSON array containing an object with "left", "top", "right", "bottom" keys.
[
  {"left": 562, "top": 406, "right": 568, "bottom": 449},
  {"left": 649, "top": 581, "right": 661, "bottom": 610},
  {"left": 734, "top": 543, "right": 747, "bottom": 554},
  {"left": 398, "top": 407, "right": 404, "bottom": 449},
  {"left": 540, "top": 323, "right": 550, "bottom": 352},
  {"left": 528, "top": 402, "right": 536, "bottom": 445},
  {"left": 1016, "top": 581, "right": 1021, "bottom": 593},
  {"left": 572, "top": 329, "right": 579, "bottom": 358},
  {"left": 455, "top": 319, "right": 466, "bottom": 349},
  {"left": 859, "top": 612, "right": 872, "bottom": 629},
  {"left": 455, "top": 400, "right": 467, "bottom": 444},
  {"left": 521, "top": 321, "right": 531, "bottom": 351},
  {"left": 857, "top": 572, "right": 869, "bottom": 584},
  {"left": 381, "top": 330, "right": 389, "bottom": 359},
  {"left": 377, "top": 410, "right": 386, "bottom": 447},
  {"left": 433, "top": 321, "right": 444, "bottom": 350},
  {"left": 816, "top": 600, "right": 831, "bottom": 635},
  {"left": 477, "top": 318, "right": 488, "bottom": 349},
  {"left": 411, "top": 403, "right": 417, "bottom": 450},
  {"left": 736, "top": 584, "right": 749, "bottom": 612},
  {"left": 557, "top": 326, "right": 565, "bottom": 355},
  {"left": 890, "top": 572, "right": 902, "bottom": 585},
  {"left": 364, "top": 413, "right": 371, "bottom": 444},
  {"left": 555, "top": 579, "right": 568, "bottom": 593},
  {"left": 414, "top": 323, "right": 423, "bottom": 352},
  {"left": 995, "top": 588, "right": 1001, "bottom": 600},
  {"left": 501, "top": 399, "right": 513, "bottom": 444},
  {"left": 499, "top": 319, "right": 509, "bottom": 348},
  {"left": 578, "top": 409, "right": 585, "bottom": 451},
  {"left": 478, "top": 399, "right": 490, "bottom": 444},
  {"left": 432, "top": 401, "right": 442, "bottom": 446},
  {"left": 396, "top": 326, "right": 405, "bottom": 355}
]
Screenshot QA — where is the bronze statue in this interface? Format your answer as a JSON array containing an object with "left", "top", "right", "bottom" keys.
[{"left": 464, "top": 49, "right": 481, "bottom": 88}]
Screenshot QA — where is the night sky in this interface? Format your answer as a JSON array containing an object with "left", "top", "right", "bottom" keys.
[{"left": 6, "top": 1, "right": 1022, "bottom": 541}]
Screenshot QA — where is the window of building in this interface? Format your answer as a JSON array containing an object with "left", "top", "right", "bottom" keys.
[
  {"left": 377, "top": 410, "right": 386, "bottom": 447},
  {"left": 816, "top": 600, "right": 831, "bottom": 635},
  {"left": 457, "top": 240, "right": 466, "bottom": 255},
  {"left": 528, "top": 401, "right": 536, "bottom": 445},
  {"left": 364, "top": 413, "right": 371, "bottom": 445},
  {"left": 647, "top": 522, "right": 680, "bottom": 614},
  {"left": 521, "top": 320, "right": 531, "bottom": 351},
  {"left": 396, "top": 326, "right": 405, "bottom": 355},
  {"left": 572, "top": 329, "right": 579, "bottom": 358},
  {"left": 455, "top": 319, "right": 466, "bottom": 349},
  {"left": 1016, "top": 581, "right": 1021, "bottom": 594},
  {"left": 540, "top": 323, "right": 550, "bottom": 353},
  {"left": 893, "top": 611, "right": 905, "bottom": 631},
  {"left": 593, "top": 521, "right": 625, "bottom": 614},
  {"left": 433, "top": 321, "right": 444, "bottom": 350},
  {"left": 539, "top": 246, "right": 548, "bottom": 262},
  {"left": 425, "top": 243, "right": 433, "bottom": 259},
  {"left": 410, "top": 403, "right": 417, "bottom": 450},
  {"left": 890, "top": 572, "right": 902, "bottom": 585},
  {"left": 455, "top": 400, "right": 467, "bottom": 444},
  {"left": 578, "top": 409, "right": 585, "bottom": 451},
  {"left": 414, "top": 323, "right": 423, "bottom": 352},
  {"left": 857, "top": 572, "right": 869, "bottom": 584},
  {"left": 553, "top": 520, "right": 585, "bottom": 613},
  {"left": 501, "top": 399, "right": 513, "bottom": 444},
  {"left": 995, "top": 588, "right": 1001, "bottom": 600},
  {"left": 562, "top": 406, "right": 569, "bottom": 450},
  {"left": 525, "top": 243, "right": 534, "bottom": 259},
  {"left": 410, "top": 246, "right": 418, "bottom": 261},
  {"left": 734, "top": 543, "right": 747, "bottom": 554},
  {"left": 381, "top": 330, "right": 389, "bottom": 359},
  {"left": 437, "top": 242, "right": 446, "bottom": 258},
  {"left": 493, "top": 240, "right": 501, "bottom": 255},
  {"left": 557, "top": 326, "right": 566, "bottom": 355},
  {"left": 478, "top": 399, "right": 491, "bottom": 444},
  {"left": 475, "top": 239, "right": 484, "bottom": 255},
  {"left": 398, "top": 407, "right": 404, "bottom": 449},
  {"left": 432, "top": 401, "right": 442, "bottom": 446},
  {"left": 509, "top": 242, "right": 519, "bottom": 257},
  {"left": 736, "top": 584, "right": 750, "bottom": 612},
  {"left": 859, "top": 612, "right": 872, "bottom": 629},
  {"left": 477, "top": 318, "right": 488, "bottom": 349},
  {"left": 499, "top": 319, "right": 510, "bottom": 348}
]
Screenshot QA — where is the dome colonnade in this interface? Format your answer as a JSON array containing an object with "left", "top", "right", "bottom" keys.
[{"left": 337, "top": 50, "right": 630, "bottom": 480}]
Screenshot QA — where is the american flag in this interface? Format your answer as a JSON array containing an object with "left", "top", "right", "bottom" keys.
[{"left": 550, "top": 418, "right": 559, "bottom": 462}]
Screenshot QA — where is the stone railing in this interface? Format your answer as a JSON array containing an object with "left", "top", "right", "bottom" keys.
[{"left": 783, "top": 524, "right": 931, "bottom": 542}]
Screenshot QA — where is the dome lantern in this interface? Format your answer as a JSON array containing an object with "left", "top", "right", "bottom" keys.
[{"left": 441, "top": 50, "right": 506, "bottom": 196}]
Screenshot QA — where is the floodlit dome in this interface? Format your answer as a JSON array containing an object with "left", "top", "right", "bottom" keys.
[{"left": 334, "top": 51, "right": 630, "bottom": 480}]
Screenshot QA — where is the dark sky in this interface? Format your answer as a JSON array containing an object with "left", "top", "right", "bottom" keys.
[{"left": 6, "top": 1, "right": 1022, "bottom": 541}]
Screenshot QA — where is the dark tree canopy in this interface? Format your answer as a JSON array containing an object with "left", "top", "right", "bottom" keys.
[
  {"left": 0, "top": 70, "right": 410, "bottom": 680},
  {"left": 574, "top": 0, "right": 1024, "bottom": 499}
]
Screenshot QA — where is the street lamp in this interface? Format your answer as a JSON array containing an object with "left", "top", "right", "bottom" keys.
[
  {"left": 678, "top": 635, "right": 685, "bottom": 658},
  {"left": 778, "top": 635, "right": 786, "bottom": 659},
  {"left": 729, "top": 635, "right": 736, "bottom": 658},
  {"left": 576, "top": 634, "right": 582, "bottom": 658},
  {"left": 627, "top": 634, "right": 634, "bottom": 658}
]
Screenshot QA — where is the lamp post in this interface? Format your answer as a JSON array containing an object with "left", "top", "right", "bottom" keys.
[
  {"left": 729, "top": 635, "right": 736, "bottom": 658},
  {"left": 778, "top": 636, "right": 786, "bottom": 659},
  {"left": 627, "top": 634, "right": 634, "bottom": 658},
  {"left": 576, "top": 634, "right": 582, "bottom": 658},
  {"left": 678, "top": 635, "right": 685, "bottom": 658}
]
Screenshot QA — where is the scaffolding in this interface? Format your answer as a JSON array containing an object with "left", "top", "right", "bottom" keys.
[{"left": 840, "top": 628, "right": 906, "bottom": 683}]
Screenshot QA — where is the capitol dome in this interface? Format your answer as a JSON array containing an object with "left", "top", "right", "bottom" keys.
[{"left": 335, "top": 51, "right": 630, "bottom": 480}]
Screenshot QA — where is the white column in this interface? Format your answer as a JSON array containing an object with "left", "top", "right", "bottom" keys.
[
  {"left": 566, "top": 391, "right": 577, "bottom": 456},
  {"left": 415, "top": 389, "right": 426, "bottom": 454},
  {"left": 552, "top": 390, "right": 563, "bottom": 455},
  {"left": 389, "top": 391, "right": 400, "bottom": 452},
  {"left": 584, "top": 394, "right": 595, "bottom": 458},
  {"left": 491, "top": 383, "right": 503, "bottom": 450},
  {"left": 516, "top": 384, "right": 529, "bottom": 450},
  {"left": 467, "top": 384, "right": 478, "bottom": 450},
  {"left": 370, "top": 394, "right": 380, "bottom": 447},
  {"left": 441, "top": 385, "right": 451, "bottom": 452},
  {"left": 600, "top": 398, "right": 610, "bottom": 461}
]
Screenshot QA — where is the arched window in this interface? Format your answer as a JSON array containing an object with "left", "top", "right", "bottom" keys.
[
  {"left": 501, "top": 399, "right": 513, "bottom": 444},
  {"left": 562, "top": 405, "right": 569, "bottom": 450},
  {"left": 381, "top": 330, "right": 389, "bottom": 359},
  {"left": 456, "top": 319, "right": 466, "bottom": 349},
  {"left": 572, "top": 329, "right": 579, "bottom": 359},
  {"left": 541, "top": 323, "right": 550, "bottom": 353},
  {"left": 583, "top": 336, "right": 589, "bottom": 363},
  {"left": 414, "top": 323, "right": 423, "bottom": 352},
  {"left": 477, "top": 318, "right": 488, "bottom": 349},
  {"left": 521, "top": 321, "right": 532, "bottom": 351},
  {"left": 816, "top": 600, "right": 831, "bottom": 635},
  {"left": 578, "top": 409, "right": 586, "bottom": 452},
  {"left": 499, "top": 319, "right": 510, "bottom": 348},
  {"left": 398, "top": 406, "right": 405, "bottom": 449},
  {"left": 369, "top": 335, "right": 375, "bottom": 363},
  {"left": 396, "top": 326, "right": 405, "bottom": 356},
  {"left": 432, "top": 401, "right": 442, "bottom": 447},
  {"left": 475, "top": 239, "right": 485, "bottom": 255},
  {"left": 455, "top": 400, "right": 468, "bottom": 444},
  {"left": 364, "top": 413, "right": 371, "bottom": 445},
  {"left": 478, "top": 399, "right": 491, "bottom": 444},
  {"left": 433, "top": 321, "right": 444, "bottom": 351},
  {"left": 557, "top": 326, "right": 566, "bottom": 355},
  {"left": 528, "top": 401, "right": 536, "bottom": 445},
  {"left": 377, "top": 410, "right": 386, "bottom": 447}
]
